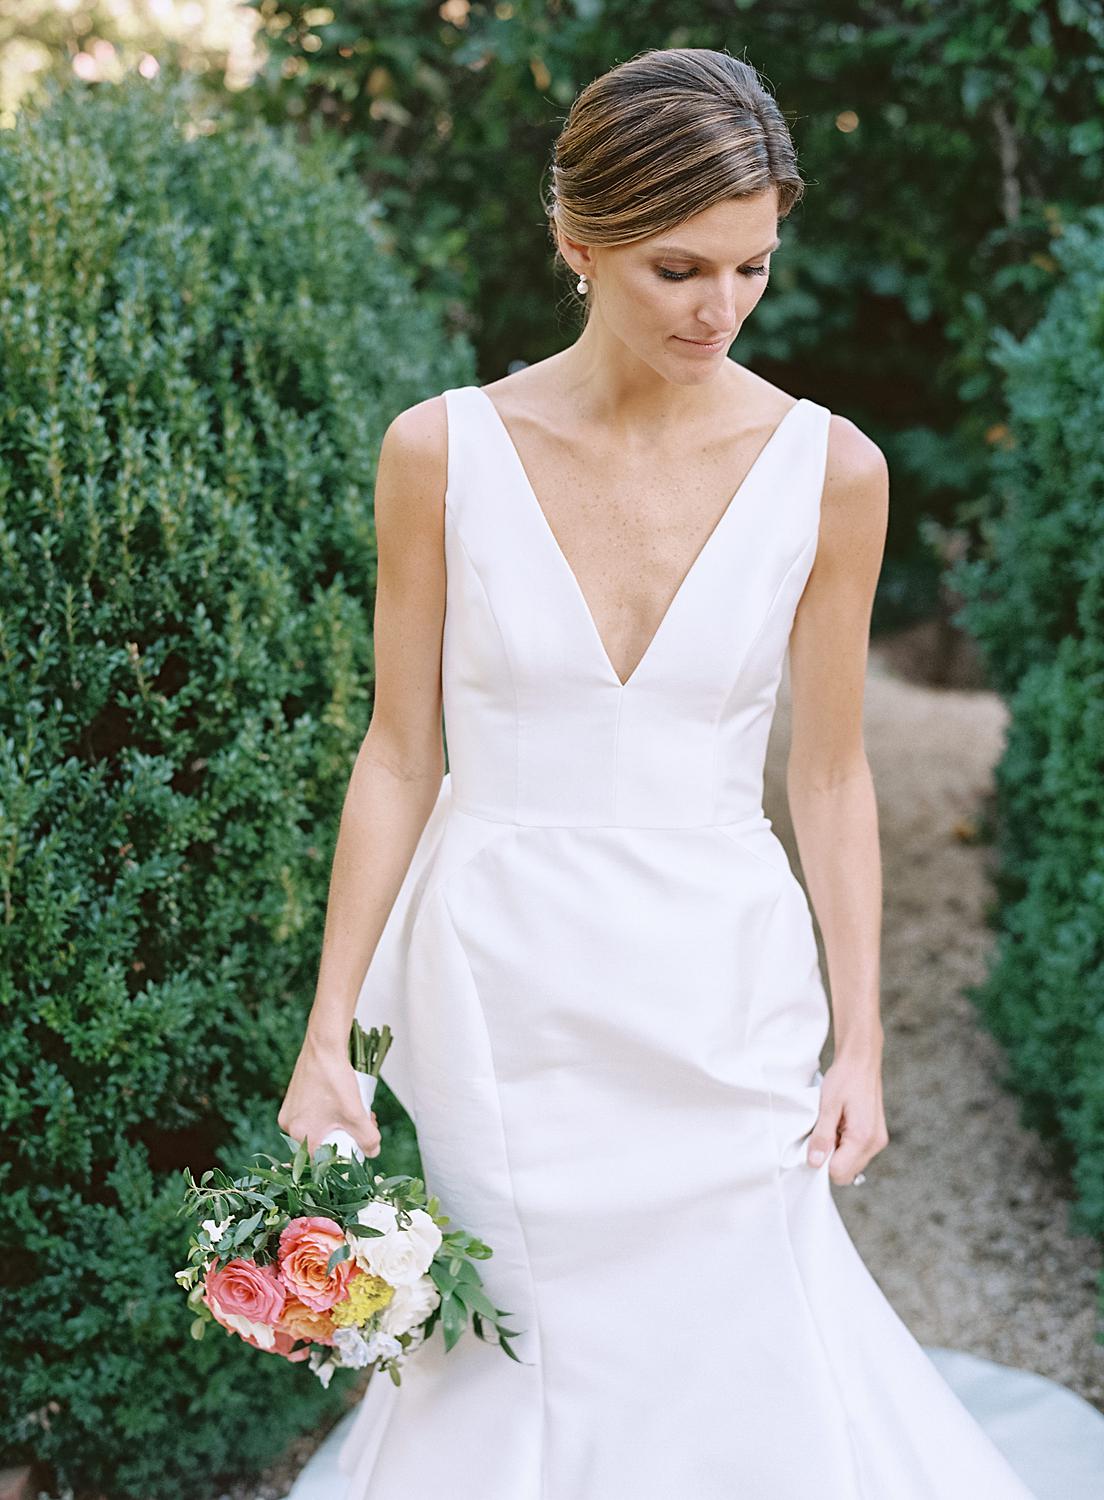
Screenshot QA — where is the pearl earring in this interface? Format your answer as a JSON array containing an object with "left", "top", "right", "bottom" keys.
[{"left": 576, "top": 273, "right": 589, "bottom": 295}]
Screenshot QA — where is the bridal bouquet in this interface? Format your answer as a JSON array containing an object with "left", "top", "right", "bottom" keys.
[{"left": 175, "top": 1021, "right": 523, "bottom": 1387}]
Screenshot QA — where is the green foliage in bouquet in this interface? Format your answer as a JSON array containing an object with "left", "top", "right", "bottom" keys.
[
  {"left": 176, "top": 1021, "right": 522, "bottom": 1384},
  {"left": 176, "top": 1118, "right": 524, "bottom": 1385},
  {"left": 946, "top": 206, "right": 1104, "bottom": 1321},
  {"left": 0, "top": 72, "right": 474, "bottom": 1498}
]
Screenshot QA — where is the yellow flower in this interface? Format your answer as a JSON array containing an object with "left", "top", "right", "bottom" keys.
[{"left": 330, "top": 1271, "right": 396, "bottom": 1327}]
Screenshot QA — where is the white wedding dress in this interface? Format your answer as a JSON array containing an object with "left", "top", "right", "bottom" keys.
[{"left": 322, "top": 384, "right": 1054, "bottom": 1497}]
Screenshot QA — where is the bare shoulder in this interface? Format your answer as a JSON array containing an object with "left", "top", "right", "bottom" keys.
[
  {"left": 819, "top": 411, "right": 889, "bottom": 560},
  {"left": 727, "top": 374, "right": 888, "bottom": 563},
  {"left": 823, "top": 411, "right": 889, "bottom": 513},
  {"left": 379, "top": 392, "right": 448, "bottom": 487},
  {"left": 375, "top": 393, "right": 449, "bottom": 536},
  {"left": 789, "top": 411, "right": 889, "bottom": 748}
]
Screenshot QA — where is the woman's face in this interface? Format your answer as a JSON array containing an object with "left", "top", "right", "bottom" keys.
[{"left": 570, "top": 189, "right": 781, "bottom": 380}]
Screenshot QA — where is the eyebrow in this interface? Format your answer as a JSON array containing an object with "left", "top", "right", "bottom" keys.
[{"left": 653, "top": 237, "right": 782, "bottom": 262}]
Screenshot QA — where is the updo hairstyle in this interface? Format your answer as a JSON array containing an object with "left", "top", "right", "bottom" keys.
[{"left": 542, "top": 48, "right": 805, "bottom": 312}]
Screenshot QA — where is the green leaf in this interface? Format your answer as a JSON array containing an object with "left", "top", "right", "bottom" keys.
[
  {"left": 440, "top": 1291, "right": 466, "bottom": 1351},
  {"left": 428, "top": 1259, "right": 457, "bottom": 1295},
  {"left": 229, "top": 1208, "right": 266, "bottom": 1247},
  {"left": 325, "top": 1242, "right": 351, "bottom": 1274},
  {"left": 452, "top": 1281, "right": 499, "bottom": 1320},
  {"left": 497, "top": 1331, "right": 524, "bottom": 1363}
]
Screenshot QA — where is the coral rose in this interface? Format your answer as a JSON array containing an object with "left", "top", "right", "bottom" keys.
[
  {"left": 204, "top": 1257, "right": 289, "bottom": 1353},
  {"left": 278, "top": 1215, "right": 357, "bottom": 1312},
  {"left": 278, "top": 1292, "right": 338, "bottom": 1347}
]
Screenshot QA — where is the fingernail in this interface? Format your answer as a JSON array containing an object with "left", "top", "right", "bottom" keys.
[{"left": 809, "top": 1149, "right": 826, "bottom": 1166}]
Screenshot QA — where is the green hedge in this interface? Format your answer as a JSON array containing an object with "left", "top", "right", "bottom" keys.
[
  {"left": 0, "top": 73, "right": 474, "bottom": 1496},
  {"left": 948, "top": 207, "right": 1104, "bottom": 1313}
]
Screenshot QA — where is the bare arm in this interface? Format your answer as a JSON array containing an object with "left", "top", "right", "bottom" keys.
[
  {"left": 786, "top": 413, "right": 890, "bottom": 1179},
  {"left": 277, "top": 393, "right": 449, "bottom": 1155}
]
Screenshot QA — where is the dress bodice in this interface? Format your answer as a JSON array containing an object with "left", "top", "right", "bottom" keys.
[{"left": 440, "top": 384, "right": 832, "bottom": 829}]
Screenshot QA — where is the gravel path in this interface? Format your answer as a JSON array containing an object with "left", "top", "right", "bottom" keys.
[{"left": 768, "top": 639, "right": 1104, "bottom": 1412}]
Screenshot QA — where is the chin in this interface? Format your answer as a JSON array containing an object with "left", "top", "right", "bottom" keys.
[{"left": 665, "top": 353, "right": 731, "bottom": 382}]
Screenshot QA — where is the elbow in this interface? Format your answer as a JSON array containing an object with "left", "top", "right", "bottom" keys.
[{"left": 786, "top": 748, "right": 872, "bottom": 797}]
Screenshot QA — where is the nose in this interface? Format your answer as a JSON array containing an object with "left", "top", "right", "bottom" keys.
[{"left": 695, "top": 275, "right": 742, "bottom": 333}]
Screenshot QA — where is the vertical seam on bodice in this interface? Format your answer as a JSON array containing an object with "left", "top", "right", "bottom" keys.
[
  {"left": 609, "top": 690, "right": 624, "bottom": 824},
  {"left": 709, "top": 528, "right": 820, "bottom": 822},
  {"left": 445, "top": 506, "right": 521, "bottom": 820}
]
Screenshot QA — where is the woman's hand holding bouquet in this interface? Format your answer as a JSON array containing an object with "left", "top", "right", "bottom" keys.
[
  {"left": 277, "top": 1019, "right": 382, "bottom": 1160},
  {"left": 176, "top": 1023, "right": 523, "bottom": 1387}
]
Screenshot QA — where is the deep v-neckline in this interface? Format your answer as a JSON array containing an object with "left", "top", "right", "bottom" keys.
[{"left": 473, "top": 385, "right": 807, "bottom": 691}]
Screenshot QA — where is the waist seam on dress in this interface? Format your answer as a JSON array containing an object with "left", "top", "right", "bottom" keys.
[{"left": 449, "top": 797, "right": 771, "bottom": 835}]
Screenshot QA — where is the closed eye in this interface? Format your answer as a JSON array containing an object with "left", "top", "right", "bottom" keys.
[{"left": 658, "top": 265, "right": 769, "bottom": 282}]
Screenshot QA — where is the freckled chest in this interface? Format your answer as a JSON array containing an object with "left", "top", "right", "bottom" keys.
[{"left": 485, "top": 397, "right": 793, "bottom": 688}]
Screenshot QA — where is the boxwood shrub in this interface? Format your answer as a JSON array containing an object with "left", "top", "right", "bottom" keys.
[
  {"left": 0, "top": 71, "right": 473, "bottom": 1496},
  {"left": 948, "top": 207, "right": 1104, "bottom": 1316}
]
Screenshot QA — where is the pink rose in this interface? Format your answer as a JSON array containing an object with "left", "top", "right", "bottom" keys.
[
  {"left": 203, "top": 1257, "right": 289, "bottom": 1354},
  {"left": 277, "top": 1215, "right": 356, "bottom": 1312}
]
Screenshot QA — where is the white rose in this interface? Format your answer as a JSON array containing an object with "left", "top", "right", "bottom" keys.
[
  {"left": 355, "top": 1201, "right": 401, "bottom": 1235},
  {"left": 376, "top": 1273, "right": 441, "bottom": 1336},
  {"left": 350, "top": 1204, "right": 443, "bottom": 1287},
  {"left": 404, "top": 1208, "right": 444, "bottom": 1268}
]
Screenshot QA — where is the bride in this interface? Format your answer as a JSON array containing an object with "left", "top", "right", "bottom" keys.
[{"left": 276, "top": 44, "right": 1060, "bottom": 1499}]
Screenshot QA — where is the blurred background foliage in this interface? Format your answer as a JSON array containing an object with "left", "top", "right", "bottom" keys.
[{"left": 3, "top": 3, "right": 1104, "bottom": 1495}]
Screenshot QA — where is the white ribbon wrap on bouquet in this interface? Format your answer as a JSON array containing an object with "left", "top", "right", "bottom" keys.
[{"left": 318, "top": 1070, "right": 379, "bottom": 1163}]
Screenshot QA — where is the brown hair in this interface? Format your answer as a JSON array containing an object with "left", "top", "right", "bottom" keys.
[{"left": 542, "top": 48, "right": 805, "bottom": 308}]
